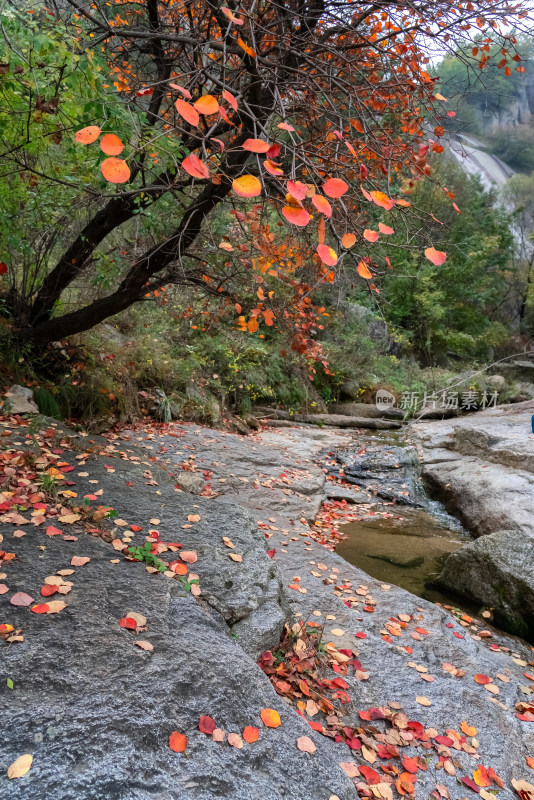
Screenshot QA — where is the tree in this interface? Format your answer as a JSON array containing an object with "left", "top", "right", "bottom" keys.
[
  {"left": 382, "top": 159, "right": 512, "bottom": 364},
  {"left": 0, "top": 0, "right": 530, "bottom": 351}
]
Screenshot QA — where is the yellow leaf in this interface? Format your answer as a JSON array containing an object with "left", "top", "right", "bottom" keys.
[{"left": 7, "top": 754, "right": 33, "bottom": 779}]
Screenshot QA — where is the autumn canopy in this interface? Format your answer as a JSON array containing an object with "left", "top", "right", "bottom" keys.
[{"left": 0, "top": 0, "right": 530, "bottom": 354}]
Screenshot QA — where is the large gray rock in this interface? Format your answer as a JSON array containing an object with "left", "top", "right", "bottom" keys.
[
  {"left": 329, "top": 402, "right": 404, "bottom": 420},
  {"left": 296, "top": 413, "right": 402, "bottom": 430},
  {"left": 176, "top": 471, "right": 205, "bottom": 494},
  {"left": 436, "top": 530, "right": 534, "bottom": 639},
  {"left": 2, "top": 385, "right": 38, "bottom": 415}
]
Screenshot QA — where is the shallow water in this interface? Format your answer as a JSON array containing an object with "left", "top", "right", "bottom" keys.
[{"left": 336, "top": 505, "right": 474, "bottom": 607}]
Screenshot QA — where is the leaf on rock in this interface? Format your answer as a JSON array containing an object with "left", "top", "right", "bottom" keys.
[
  {"left": 243, "top": 726, "right": 259, "bottom": 743},
  {"left": 169, "top": 731, "right": 188, "bottom": 752},
  {"left": 7, "top": 754, "right": 33, "bottom": 779},
  {"left": 260, "top": 708, "right": 281, "bottom": 728},
  {"left": 228, "top": 733, "right": 244, "bottom": 749},
  {"left": 71, "top": 556, "right": 90, "bottom": 567},
  {"left": 10, "top": 592, "right": 34, "bottom": 607},
  {"left": 135, "top": 640, "right": 153, "bottom": 651},
  {"left": 199, "top": 715, "right": 216, "bottom": 735},
  {"left": 297, "top": 735, "right": 316, "bottom": 754},
  {"left": 180, "top": 550, "right": 198, "bottom": 564}
]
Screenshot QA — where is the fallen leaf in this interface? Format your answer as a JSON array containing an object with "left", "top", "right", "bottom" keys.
[
  {"left": 58, "top": 513, "right": 81, "bottom": 524},
  {"left": 243, "top": 726, "right": 259, "bottom": 743},
  {"left": 180, "top": 551, "right": 198, "bottom": 564},
  {"left": 71, "top": 556, "right": 90, "bottom": 567},
  {"left": 212, "top": 728, "right": 225, "bottom": 742},
  {"left": 169, "top": 731, "right": 188, "bottom": 752},
  {"left": 228, "top": 553, "right": 243, "bottom": 562},
  {"left": 135, "top": 640, "right": 153, "bottom": 651},
  {"left": 461, "top": 722, "right": 477, "bottom": 737},
  {"left": 10, "top": 592, "right": 34, "bottom": 607},
  {"left": 119, "top": 617, "right": 137, "bottom": 629},
  {"left": 297, "top": 735, "right": 317, "bottom": 754},
  {"left": 7, "top": 754, "right": 33, "bottom": 779},
  {"left": 415, "top": 696, "right": 431, "bottom": 706},
  {"left": 261, "top": 708, "right": 281, "bottom": 728},
  {"left": 199, "top": 715, "right": 216, "bottom": 735},
  {"left": 126, "top": 611, "right": 147, "bottom": 627},
  {"left": 228, "top": 733, "right": 244, "bottom": 749},
  {"left": 46, "top": 600, "right": 66, "bottom": 614}
]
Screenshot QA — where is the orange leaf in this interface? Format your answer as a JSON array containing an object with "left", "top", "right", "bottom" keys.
[
  {"left": 526, "top": 757, "right": 534, "bottom": 770},
  {"left": 424, "top": 247, "right": 447, "bottom": 266},
  {"left": 243, "top": 726, "right": 259, "bottom": 743},
  {"left": 460, "top": 722, "right": 477, "bottom": 737},
  {"left": 357, "top": 261, "right": 372, "bottom": 279},
  {"left": 101, "top": 158, "right": 131, "bottom": 184},
  {"left": 261, "top": 708, "right": 281, "bottom": 728},
  {"left": 317, "top": 217, "right": 326, "bottom": 244},
  {"left": 287, "top": 180, "right": 308, "bottom": 200},
  {"left": 182, "top": 153, "right": 209, "bottom": 179},
  {"left": 237, "top": 37, "right": 256, "bottom": 57},
  {"left": 169, "top": 83, "right": 192, "bottom": 99},
  {"left": 474, "top": 673, "right": 491, "bottom": 684},
  {"left": 370, "top": 190, "right": 394, "bottom": 210},
  {"left": 175, "top": 98, "right": 199, "bottom": 127},
  {"left": 312, "top": 195, "right": 332, "bottom": 218},
  {"left": 31, "top": 603, "right": 50, "bottom": 614},
  {"left": 248, "top": 318, "right": 259, "bottom": 333},
  {"left": 194, "top": 95, "right": 219, "bottom": 115},
  {"left": 232, "top": 175, "right": 261, "bottom": 198},
  {"left": 282, "top": 205, "right": 310, "bottom": 227},
  {"left": 75, "top": 125, "right": 101, "bottom": 144},
  {"left": 242, "top": 139, "right": 270, "bottom": 153},
  {"left": 363, "top": 229, "right": 379, "bottom": 242},
  {"left": 169, "top": 731, "right": 188, "bottom": 752},
  {"left": 278, "top": 122, "right": 294, "bottom": 132},
  {"left": 100, "top": 134, "right": 124, "bottom": 156},
  {"left": 263, "top": 159, "right": 284, "bottom": 176},
  {"left": 221, "top": 6, "right": 244, "bottom": 24},
  {"left": 317, "top": 244, "right": 338, "bottom": 267},
  {"left": 322, "top": 178, "right": 348, "bottom": 198},
  {"left": 473, "top": 766, "right": 492, "bottom": 788},
  {"left": 222, "top": 89, "right": 238, "bottom": 111},
  {"left": 342, "top": 233, "right": 357, "bottom": 249},
  {"left": 378, "top": 223, "right": 394, "bottom": 235}
]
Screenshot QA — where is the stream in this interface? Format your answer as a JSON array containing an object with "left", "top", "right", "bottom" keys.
[{"left": 326, "top": 431, "right": 477, "bottom": 611}]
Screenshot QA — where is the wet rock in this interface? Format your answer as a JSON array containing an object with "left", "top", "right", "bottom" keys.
[
  {"left": 369, "top": 552, "right": 425, "bottom": 568},
  {"left": 436, "top": 530, "right": 534, "bottom": 639},
  {"left": 176, "top": 471, "right": 205, "bottom": 494},
  {"left": 296, "top": 413, "right": 402, "bottom": 430},
  {"left": 2, "top": 385, "right": 38, "bottom": 415}
]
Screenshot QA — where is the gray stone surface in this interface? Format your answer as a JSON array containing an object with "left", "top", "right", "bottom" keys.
[
  {"left": 436, "top": 530, "right": 534, "bottom": 639},
  {"left": 176, "top": 471, "right": 205, "bottom": 494},
  {"left": 2, "top": 385, "right": 38, "bottom": 415},
  {"left": 3, "top": 419, "right": 534, "bottom": 800},
  {"left": 328, "top": 403, "right": 405, "bottom": 420}
]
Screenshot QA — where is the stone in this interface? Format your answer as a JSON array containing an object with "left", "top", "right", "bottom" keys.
[
  {"left": 368, "top": 553, "right": 425, "bottom": 568},
  {"left": 435, "top": 530, "right": 534, "bottom": 639},
  {"left": 176, "top": 471, "right": 205, "bottom": 494},
  {"left": 295, "top": 413, "right": 402, "bottom": 430},
  {"left": 415, "top": 404, "right": 459, "bottom": 420},
  {"left": 487, "top": 374, "right": 506, "bottom": 390},
  {"left": 328, "top": 402, "right": 404, "bottom": 420},
  {"left": 1, "top": 385, "right": 38, "bottom": 415}
]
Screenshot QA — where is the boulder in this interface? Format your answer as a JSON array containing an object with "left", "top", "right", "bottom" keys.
[
  {"left": 415, "top": 404, "right": 459, "bottom": 420},
  {"left": 1, "top": 384, "right": 38, "bottom": 415},
  {"left": 295, "top": 413, "right": 402, "bottom": 430},
  {"left": 176, "top": 471, "right": 205, "bottom": 494},
  {"left": 329, "top": 402, "right": 404, "bottom": 420},
  {"left": 435, "top": 530, "right": 534, "bottom": 639},
  {"left": 487, "top": 375, "right": 506, "bottom": 390}
]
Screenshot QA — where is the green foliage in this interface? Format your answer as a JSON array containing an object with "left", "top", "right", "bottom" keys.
[
  {"left": 127, "top": 541, "right": 166, "bottom": 572},
  {"left": 382, "top": 160, "right": 512, "bottom": 364},
  {"left": 33, "top": 387, "right": 61, "bottom": 419},
  {"left": 489, "top": 125, "right": 534, "bottom": 173}
]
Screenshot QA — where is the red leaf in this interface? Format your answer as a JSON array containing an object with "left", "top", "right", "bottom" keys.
[
  {"left": 198, "top": 715, "right": 216, "bottom": 735},
  {"left": 169, "top": 731, "right": 188, "bottom": 752},
  {"left": 424, "top": 247, "right": 447, "bottom": 266},
  {"left": 119, "top": 617, "right": 137, "bottom": 629}
]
